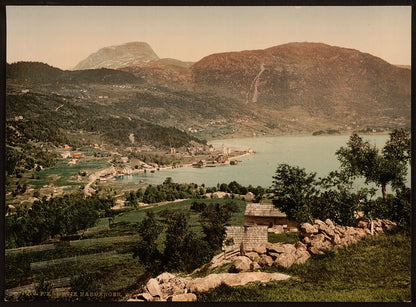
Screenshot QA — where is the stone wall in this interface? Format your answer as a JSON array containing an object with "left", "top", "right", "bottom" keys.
[{"left": 224, "top": 226, "right": 268, "bottom": 252}]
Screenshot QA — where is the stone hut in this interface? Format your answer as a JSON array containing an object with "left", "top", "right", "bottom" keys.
[
  {"left": 244, "top": 203, "right": 297, "bottom": 232},
  {"left": 223, "top": 225, "right": 268, "bottom": 252}
]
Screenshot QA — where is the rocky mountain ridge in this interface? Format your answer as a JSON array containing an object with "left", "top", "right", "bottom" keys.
[
  {"left": 73, "top": 42, "right": 160, "bottom": 70},
  {"left": 8, "top": 41, "right": 411, "bottom": 139}
]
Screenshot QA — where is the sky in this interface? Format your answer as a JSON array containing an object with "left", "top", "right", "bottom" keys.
[{"left": 6, "top": 6, "right": 411, "bottom": 70}]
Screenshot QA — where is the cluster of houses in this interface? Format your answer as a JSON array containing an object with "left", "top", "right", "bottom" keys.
[{"left": 192, "top": 153, "right": 240, "bottom": 168}]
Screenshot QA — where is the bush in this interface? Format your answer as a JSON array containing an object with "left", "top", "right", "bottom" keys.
[{"left": 70, "top": 273, "right": 101, "bottom": 296}]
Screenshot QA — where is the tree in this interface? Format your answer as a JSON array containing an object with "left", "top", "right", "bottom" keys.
[
  {"left": 132, "top": 212, "right": 164, "bottom": 274},
  {"left": 200, "top": 201, "right": 239, "bottom": 252},
  {"left": 336, "top": 130, "right": 410, "bottom": 199},
  {"left": 271, "top": 164, "right": 319, "bottom": 224}
]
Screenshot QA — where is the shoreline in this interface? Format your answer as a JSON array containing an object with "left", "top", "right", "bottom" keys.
[{"left": 85, "top": 151, "right": 254, "bottom": 196}]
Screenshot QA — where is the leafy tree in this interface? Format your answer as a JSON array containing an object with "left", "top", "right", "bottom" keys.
[
  {"left": 132, "top": 212, "right": 164, "bottom": 274},
  {"left": 200, "top": 201, "right": 239, "bottom": 252},
  {"left": 271, "top": 164, "right": 319, "bottom": 224},
  {"left": 66, "top": 203, "right": 99, "bottom": 237},
  {"left": 336, "top": 130, "right": 410, "bottom": 199},
  {"left": 363, "top": 187, "right": 411, "bottom": 231},
  {"left": 157, "top": 211, "right": 212, "bottom": 273},
  {"left": 313, "top": 171, "right": 376, "bottom": 226}
]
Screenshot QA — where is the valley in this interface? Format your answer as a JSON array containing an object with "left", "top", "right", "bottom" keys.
[{"left": 5, "top": 40, "right": 411, "bottom": 302}]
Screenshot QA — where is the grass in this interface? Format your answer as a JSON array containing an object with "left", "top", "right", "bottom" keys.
[
  {"left": 31, "top": 158, "right": 110, "bottom": 189},
  {"left": 6, "top": 197, "right": 246, "bottom": 295},
  {"left": 197, "top": 231, "right": 411, "bottom": 302},
  {"left": 5, "top": 238, "right": 141, "bottom": 289},
  {"left": 267, "top": 232, "right": 299, "bottom": 244},
  {"left": 91, "top": 198, "right": 247, "bottom": 238},
  {"left": 190, "top": 263, "right": 236, "bottom": 278}
]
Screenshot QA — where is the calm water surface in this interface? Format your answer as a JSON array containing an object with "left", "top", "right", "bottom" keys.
[{"left": 115, "top": 134, "right": 410, "bottom": 189}]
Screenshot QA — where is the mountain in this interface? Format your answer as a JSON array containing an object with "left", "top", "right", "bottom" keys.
[
  {"left": 121, "top": 58, "right": 193, "bottom": 87},
  {"left": 7, "top": 42, "right": 411, "bottom": 141},
  {"left": 191, "top": 42, "right": 410, "bottom": 132},
  {"left": 7, "top": 62, "right": 139, "bottom": 84},
  {"left": 73, "top": 42, "right": 159, "bottom": 70}
]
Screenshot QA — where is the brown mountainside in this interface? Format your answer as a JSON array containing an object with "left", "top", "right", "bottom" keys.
[{"left": 191, "top": 43, "right": 410, "bottom": 123}]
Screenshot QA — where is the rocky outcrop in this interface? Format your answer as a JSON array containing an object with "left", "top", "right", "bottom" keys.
[
  {"left": 128, "top": 271, "right": 290, "bottom": 302},
  {"left": 74, "top": 42, "right": 159, "bottom": 70}
]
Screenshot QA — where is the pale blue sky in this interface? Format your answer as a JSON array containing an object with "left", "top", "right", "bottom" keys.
[{"left": 7, "top": 6, "right": 411, "bottom": 69}]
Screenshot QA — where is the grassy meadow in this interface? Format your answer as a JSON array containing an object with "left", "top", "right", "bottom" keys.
[{"left": 197, "top": 231, "right": 411, "bottom": 302}]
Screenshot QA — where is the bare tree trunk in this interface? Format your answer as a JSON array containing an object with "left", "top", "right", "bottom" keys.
[{"left": 381, "top": 184, "right": 386, "bottom": 200}]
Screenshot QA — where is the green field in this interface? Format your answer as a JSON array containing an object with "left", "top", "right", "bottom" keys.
[
  {"left": 5, "top": 198, "right": 247, "bottom": 297},
  {"left": 90, "top": 198, "right": 247, "bottom": 238},
  {"left": 32, "top": 158, "right": 111, "bottom": 188}
]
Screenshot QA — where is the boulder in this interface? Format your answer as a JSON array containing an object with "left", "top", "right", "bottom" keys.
[
  {"left": 252, "top": 244, "right": 267, "bottom": 254},
  {"left": 308, "top": 246, "right": 321, "bottom": 255},
  {"left": 303, "top": 236, "right": 311, "bottom": 244},
  {"left": 187, "top": 272, "right": 290, "bottom": 293},
  {"left": 268, "top": 252, "right": 280, "bottom": 260},
  {"left": 325, "top": 219, "right": 335, "bottom": 229},
  {"left": 246, "top": 251, "right": 261, "bottom": 262},
  {"left": 156, "top": 272, "right": 176, "bottom": 284},
  {"left": 319, "top": 224, "right": 335, "bottom": 238},
  {"left": 375, "top": 226, "right": 383, "bottom": 234},
  {"left": 267, "top": 243, "right": 296, "bottom": 254},
  {"left": 234, "top": 256, "right": 252, "bottom": 272},
  {"left": 295, "top": 241, "right": 307, "bottom": 251},
  {"left": 250, "top": 262, "right": 261, "bottom": 271},
  {"left": 259, "top": 255, "right": 274, "bottom": 267},
  {"left": 355, "top": 228, "right": 366, "bottom": 238},
  {"left": 300, "top": 223, "right": 318, "bottom": 236},
  {"left": 137, "top": 292, "right": 154, "bottom": 301},
  {"left": 273, "top": 253, "right": 296, "bottom": 268},
  {"left": 158, "top": 275, "right": 188, "bottom": 298},
  {"left": 309, "top": 233, "right": 325, "bottom": 248},
  {"left": 294, "top": 250, "right": 311, "bottom": 264},
  {"left": 331, "top": 234, "right": 341, "bottom": 245},
  {"left": 170, "top": 293, "right": 197, "bottom": 302},
  {"left": 357, "top": 220, "right": 368, "bottom": 229},
  {"left": 146, "top": 278, "right": 163, "bottom": 298},
  {"left": 187, "top": 274, "right": 223, "bottom": 292},
  {"left": 314, "top": 219, "right": 326, "bottom": 228}
]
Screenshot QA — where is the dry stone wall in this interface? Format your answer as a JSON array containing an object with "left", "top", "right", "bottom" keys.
[{"left": 224, "top": 226, "right": 268, "bottom": 252}]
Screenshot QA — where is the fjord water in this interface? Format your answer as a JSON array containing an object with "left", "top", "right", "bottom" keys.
[{"left": 116, "top": 134, "right": 410, "bottom": 189}]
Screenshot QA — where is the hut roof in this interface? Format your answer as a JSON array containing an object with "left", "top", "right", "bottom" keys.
[{"left": 244, "top": 203, "right": 287, "bottom": 218}]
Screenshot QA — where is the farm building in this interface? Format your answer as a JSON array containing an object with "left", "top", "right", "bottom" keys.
[{"left": 244, "top": 203, "right": 297, "bottom": 232}]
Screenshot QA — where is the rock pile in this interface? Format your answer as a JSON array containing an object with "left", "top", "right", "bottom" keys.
[
  {"left": 300, "top": 218, "right": 396, "bottom": 255},
  {"left": 128, "top": 271, "right": 290, "bottom": 302},
  {"left": 128, "top": 272, "right": 195, "bottom": 302}
]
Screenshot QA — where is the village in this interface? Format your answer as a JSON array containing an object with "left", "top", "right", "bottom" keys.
[{"left": 52, "top": 141, "right": 254, "bottom": 198}]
